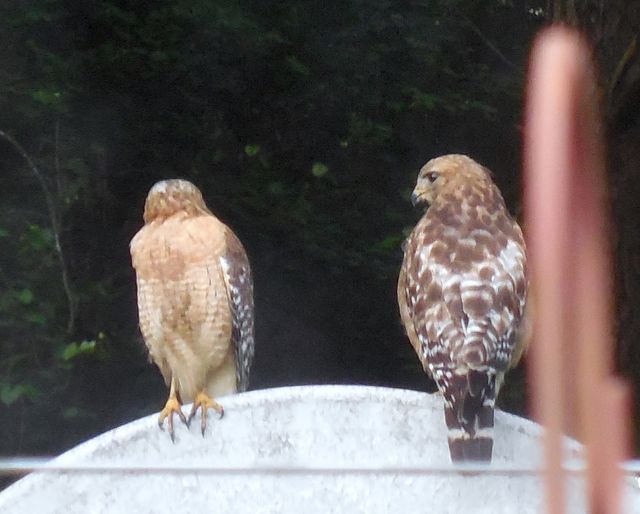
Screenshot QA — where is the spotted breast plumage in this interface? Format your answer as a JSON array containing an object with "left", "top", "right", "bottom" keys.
[
  {"left": 130, "top": 179, "right": 254, "bottom": 440},
  {"left": 397, "top": 154, "right": 527, "bottom": 462}
]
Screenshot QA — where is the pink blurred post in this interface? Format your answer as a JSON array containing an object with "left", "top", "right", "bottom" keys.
[
  {"left": 525, "top": 27, "right": 574, "bottom": 514},
  {"left": 595, "top": 379, "right": 631, "bottom": 514},
  {"left": 524, "top": 27, "right": 631, "bottom": 514}
]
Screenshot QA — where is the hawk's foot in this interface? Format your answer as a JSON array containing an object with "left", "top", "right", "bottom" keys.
[
  {"left": 188, "top": 391, "right": 224, "bottom": 436},
  {"left": 158, "top": 395, "right": 188, "bottom": 443}
]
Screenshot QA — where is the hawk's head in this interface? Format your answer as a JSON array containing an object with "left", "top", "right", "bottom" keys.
[
  {"left": 411, "top": 154, "right": 492, "bottom": 209},
  {"left": 143, "top": 179, "right": 211, "bottom": 222}
]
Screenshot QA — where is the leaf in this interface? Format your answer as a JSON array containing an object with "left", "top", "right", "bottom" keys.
[
  {"left": 31, "top": 89, "right": 62, "bottom": 106},
  {"left": 60, "top": 340, "right": 97, "bottom": 361},
  {"left": 79, "top": 340, "right": 96, "bottom": 352},
  {"left": 311, "top": 162, "right": 329, "bottom": 177},
  {"left": 285, "top": 55, "right": 310, "bottom": 77},
  {"left": 62, "top": 407, "right": 80, "bottom": 419},
  {"left": 371, "top": 234, "right": 405, "bottom": 254},
  {"left": 17, "top": 288, "right": 34, "bottom": 305},
  {"left": 61, "top": 406, "right": 95, "bottom": 420},
  {"left": 61, "top": 342, "right": 79, "bottom": 361},
  {"left": 244, "top": 144, "right": 260, "bottom": 157},
  {"left": 347, "top": 115, "right": 393, "bottom": 146},
  {"left": 405, "top": 87, "right": 439, "bottom": 110},
  {"left": 24, "top": 312, "right": 47, "bottom": 325},
  {"left": 0, "top": 228, "right": 9, "bottom": 237},
  {"left": 25, "top": 224, "right": 54, "bottom": 250},
  {"left": 0, "top": 383, "right": 40, "bottom": 406}
]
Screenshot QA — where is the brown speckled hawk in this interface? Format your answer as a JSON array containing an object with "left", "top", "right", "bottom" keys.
[
  {"left": 130, "top": 179, "right": 254, "bottom": 441},
  {"left": 398, "top": 154, "right": 527, "bottom": 462}
]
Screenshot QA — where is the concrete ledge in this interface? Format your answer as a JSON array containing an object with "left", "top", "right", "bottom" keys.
[{"left": 0, "top": 385, "right": 638, "bottom": 513}]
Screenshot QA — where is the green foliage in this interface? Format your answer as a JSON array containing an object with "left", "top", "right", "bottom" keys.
[
  {"left": 22, "top": 224, "right": 54, "bottom": 252},
  {"left": 16, "top": 289, "right": 34, "bottom": 305},
  {"left": 346, "top": 115, "right": 393, "bottom": 147},
  {"left": 59, "top": 340, "right": 97, "bottom": 362},
  {"left": 311, "top": 162, "right": 329, "bottom": 177},
  {"left": 0, "top": 382, "right": 41, "bottom": 407},
  {"left": 244, "top": 144, "right": 261, "bottom": 157}
]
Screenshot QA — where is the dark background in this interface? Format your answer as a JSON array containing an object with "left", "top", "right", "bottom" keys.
[{"left": 1, "top": 0, "right": 639, "bottom": 472}]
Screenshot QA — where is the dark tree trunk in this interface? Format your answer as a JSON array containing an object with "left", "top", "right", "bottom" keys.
[{"left": 565, "top": 1, "right": 640, "bottom": 447}]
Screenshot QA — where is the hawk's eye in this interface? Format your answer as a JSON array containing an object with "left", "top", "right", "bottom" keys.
[{"left": 425, "top": 171, "right": 439, "bottom": 183}]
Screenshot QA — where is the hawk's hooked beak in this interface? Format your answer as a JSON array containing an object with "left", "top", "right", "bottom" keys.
[{"left": 411, "top": 190, "right": 427, "bottom": 208}]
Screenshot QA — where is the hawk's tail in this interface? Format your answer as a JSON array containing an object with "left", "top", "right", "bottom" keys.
[{"left": 441, "top": 370, "right": 496, "bottom": 462}]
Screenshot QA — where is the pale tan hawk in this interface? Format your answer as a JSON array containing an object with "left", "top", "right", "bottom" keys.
[{"left": 130, "top": 179, "right": 254, "bottom": 440}]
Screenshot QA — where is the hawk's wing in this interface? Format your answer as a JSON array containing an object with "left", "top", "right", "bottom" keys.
[
  {"left": 130, "top": 224, "right": 175, "bottom": 386},
  {"left": 220, "top": 229, "right": 255, "bottom": 392},
  {"left": 398, "top": 240, "right": 424, "bottom": 365}
]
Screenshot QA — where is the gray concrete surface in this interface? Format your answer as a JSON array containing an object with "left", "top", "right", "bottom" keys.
[{"left": 0, "top": 385, "right": 638, "bottom": 513}]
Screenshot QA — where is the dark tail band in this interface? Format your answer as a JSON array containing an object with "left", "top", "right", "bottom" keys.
[{"left": 441, "top": 370, "right": 497, "bottom": 462}]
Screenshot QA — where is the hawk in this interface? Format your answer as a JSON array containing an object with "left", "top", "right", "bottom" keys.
[
  {"left": 397, "top": 154, "right": 527, "bottom": 462},
  {"left": 130, "top": 179, "right": 254, "bottom": 441}
]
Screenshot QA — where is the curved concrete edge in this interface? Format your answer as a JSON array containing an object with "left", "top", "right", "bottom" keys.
[
  {"left": 0, "top": 385, "right": 637, "bottom": 514},
  {"left": 35, "top": 386, "right": 554, "bottom": 451},
  {"left": 54, "top": 384, "right": 579, "bottom": 465},
  {"left": 9, "top": 385, "right": 558, "bottom": 461}
]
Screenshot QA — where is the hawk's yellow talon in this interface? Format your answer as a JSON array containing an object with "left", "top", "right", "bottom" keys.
[
  {"left": 157, "top": 379, "right": 187, "bottom": 442},
  {"left": 187, "top": 390, "right": 224, "bottom": 435}
]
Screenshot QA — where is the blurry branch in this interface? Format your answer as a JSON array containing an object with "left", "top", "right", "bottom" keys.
[
  {"left": 550, "top": 0, "right": 577, "bottom": 24},
  {"left": 607, "top": 35, "right": 638, "bottom": 114},
  {"left": 0, "top": 129, "right": 77, "bottom": 334},
  {"left": 461, "top": 15, "right": 519, "bottom": 73},
  {"left": 54, "top": 120, "right": 62, "bottom": 197}
]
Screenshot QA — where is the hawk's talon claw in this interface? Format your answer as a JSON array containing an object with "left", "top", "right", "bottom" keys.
[
  {"left": 188, "top": 390, "right": 224, "bottom": 437},
  {"left": 169, "top": 422, "right": 176, "bottom": 443},
  {"left": 176, "top": 409, "right": 188, "bottom": 427},
  {"left": 157, "top": 391, "right": 186, "bottom": 442}
]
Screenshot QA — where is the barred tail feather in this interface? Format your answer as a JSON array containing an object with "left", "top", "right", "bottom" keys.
[
  {"left": 445, "top": 405, "right": 494, "bottom": 462},
  {"left": 441, "top": 370, "right": 496, "bottom": 462}
]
